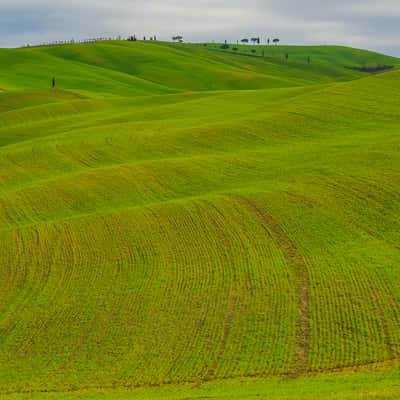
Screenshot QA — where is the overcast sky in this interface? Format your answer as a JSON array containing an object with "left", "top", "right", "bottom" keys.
[{"left": 1, "top": 0, "right": 400, "bottom": 56}]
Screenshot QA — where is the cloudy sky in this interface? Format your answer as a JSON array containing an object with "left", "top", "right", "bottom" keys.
[{"left": 1, "top": 0, "right": 400, "bottom": 56}]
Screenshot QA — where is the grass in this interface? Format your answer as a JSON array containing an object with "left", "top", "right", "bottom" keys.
[
  {"left": 0, "top": 41, "right": 399, "bottom": 399},
  {"left": 201, "top": 43, "right": 400, "bottom": 71},
  {"left": 3, "top": 365, "right": 400, "bottom": 399}
]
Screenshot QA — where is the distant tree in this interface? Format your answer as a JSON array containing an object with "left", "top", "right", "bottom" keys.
[
  {"left": 233, "top": 47, "right": 238, "bottom": 51},
  {"left": 267, "top": 38, "right": 270, "bottom": 46},
  {"left": 154, "top": 35, "right": 157, "bottom": 41},
  {"left": 251, "top": 38, "right": 258, "bottom": 44},
  {"left": 241, "top": 38, "right": 249, "bottom": 44},
  {"left": 52, "top": 77, "right": 55, "bottom": 89},
  {"left": 143, "top": 36, "right": 146, "bottom": 40},
  {"left": 273, "top": 38, "right": 280, "bottom": 45},
  {"left": 221, "top": 43, "right": 229, "bottom": 49},
  {"left": 133, "top": 35, "right": 137, "bottom": 41},
  {"left": 251, "top": 49, "right": 256, "bottom": 53},
  {"left": 203, "top": 43, "right": 207, "bottom": 47},
  {"left": 172, "top": 35, "right": 183, "bottom": 42},
  {"left": 285, "top": 53, "right": 289, "bottom": 60}
]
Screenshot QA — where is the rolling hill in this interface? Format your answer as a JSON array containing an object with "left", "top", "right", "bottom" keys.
[{"left": 0, "top": 41, "right": 399, "bottom": 399}]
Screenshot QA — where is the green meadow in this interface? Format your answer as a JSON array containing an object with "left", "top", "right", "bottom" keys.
[{"left": 0, "top": 41, "right": 399, "bottom": 399}]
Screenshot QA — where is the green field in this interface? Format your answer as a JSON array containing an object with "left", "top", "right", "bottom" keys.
[{"left": 0, "top": 41, "right": 399, "bottom": 399}]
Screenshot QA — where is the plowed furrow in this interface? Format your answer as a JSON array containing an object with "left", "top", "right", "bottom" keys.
[{"left": 235, "top": 195, "right": 310, "bottom": 375}]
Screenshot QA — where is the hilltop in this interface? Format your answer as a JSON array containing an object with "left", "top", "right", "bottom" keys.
[
  {"left": 0, "top": 41, "right": 399, "bottom": 400},
  {"left": 1, "top": 41, "right": 399, "bottom": 95}
]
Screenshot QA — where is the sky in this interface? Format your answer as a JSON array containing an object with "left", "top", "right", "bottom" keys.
[{"left": 1, "top": 0, "right": 399, "bottom": 56}]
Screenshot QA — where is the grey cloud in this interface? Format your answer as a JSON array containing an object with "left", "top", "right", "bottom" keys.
[{"left": 0, "top": 0, "right": 399, "bottom": 56}]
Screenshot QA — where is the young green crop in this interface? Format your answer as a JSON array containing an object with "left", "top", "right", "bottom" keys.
[{"left": 0, "top": 41, "right": 399, "bottom": 399}]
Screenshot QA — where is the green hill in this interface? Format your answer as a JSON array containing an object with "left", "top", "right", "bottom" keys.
[
  {"left": 3, "top": 41, "right": 399, "bottom": 95},
  {"left": 0, "top": 41, "right": 399, "bottom": 400}
]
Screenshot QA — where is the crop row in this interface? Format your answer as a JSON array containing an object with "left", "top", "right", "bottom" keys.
[{"left": 0, "top": 195, "right": 298, "bottom": 392}]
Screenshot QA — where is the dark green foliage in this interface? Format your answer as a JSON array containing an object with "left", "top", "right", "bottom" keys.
[{"left": 353, "top": 63, "right": 394, "bottom": 73}]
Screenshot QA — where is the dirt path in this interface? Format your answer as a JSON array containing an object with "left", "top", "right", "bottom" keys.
[{"left": 235, "top": 195, "right": 310, "bottom": 375}]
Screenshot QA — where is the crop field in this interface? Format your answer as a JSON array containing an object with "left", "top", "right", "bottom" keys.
[{"left": 0, "top": 41, "right": 399, "bottom": 399}]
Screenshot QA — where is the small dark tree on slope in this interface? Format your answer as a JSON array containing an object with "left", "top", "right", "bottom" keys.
[
  {"left": 273, "top": 38, "right": 280, "bottom": 45},
  {"left": 221, "top": 40, "right": 229, "bottom": 49}
]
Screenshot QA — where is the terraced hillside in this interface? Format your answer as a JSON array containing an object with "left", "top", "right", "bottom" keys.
[{"left": 0, "top": 41, "right": 399, "bottom": 399}]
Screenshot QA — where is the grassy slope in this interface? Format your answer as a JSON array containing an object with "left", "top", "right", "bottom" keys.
[
  {"left": 4, "top": 365, "right": 400, "bottom": 400},
  {"left": 3, "top": 41, "right": 394, "bottom": 94},
  {"left": 0, "top": 42, "right": 399, "bottom": 398},
  {"left": 201, "top": 43, "right": 400, "bottom": 69}
]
